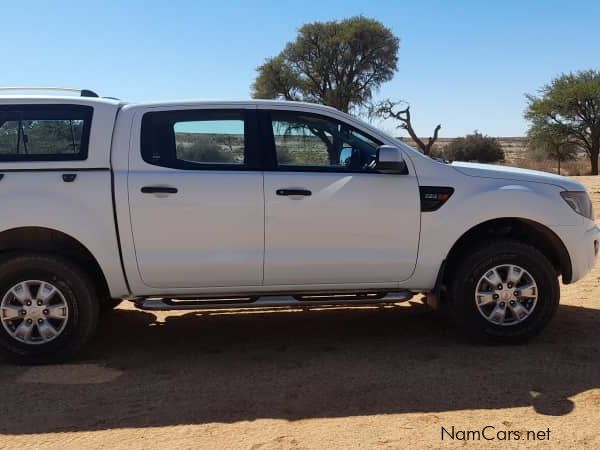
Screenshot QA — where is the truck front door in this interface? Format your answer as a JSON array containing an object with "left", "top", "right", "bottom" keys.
[{"left": 261, "top": 108, "right": 420, "bottom": 286}]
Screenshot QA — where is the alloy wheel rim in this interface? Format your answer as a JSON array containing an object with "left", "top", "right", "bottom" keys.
[
  {"left": 475, "top": 264, "right": 538, "bottom": 326},
  {"left": 0, "top": 280, "right": 69, "bottom": 345}
]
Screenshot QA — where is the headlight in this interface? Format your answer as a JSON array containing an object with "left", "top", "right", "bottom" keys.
[{"left": 560, "top": 191, "right": 594, "bottom": 220}]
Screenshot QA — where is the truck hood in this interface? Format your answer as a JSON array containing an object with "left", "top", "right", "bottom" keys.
[{"left": 450, "top": 161, "right": 586, "bottom": 191}]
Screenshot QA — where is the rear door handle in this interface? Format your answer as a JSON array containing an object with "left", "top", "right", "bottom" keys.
[
  {"left": 141, "top": 186, "right": 178, "bottom": 194},
  {"left": 62, "top": 173, "right": 77, "bottom": 182},
  {"left": 276, "top": 188, "right": 312, "bottom": 197}
]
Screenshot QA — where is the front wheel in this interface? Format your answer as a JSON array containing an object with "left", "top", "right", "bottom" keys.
[
  {"left": 0, "top": 254, "right": 99, "bottom": 364},
  {"left": 451, "top": 240, "right": 559, "bottom": 342}
]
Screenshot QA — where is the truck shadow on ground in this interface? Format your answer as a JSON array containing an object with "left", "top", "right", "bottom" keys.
[{"left": 1, "top": 301, "right": 599, "bottom": 434}]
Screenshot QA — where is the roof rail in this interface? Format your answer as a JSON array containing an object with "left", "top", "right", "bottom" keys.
[{"left": 0, "top": 87, "right": 99, "bottom": 98}]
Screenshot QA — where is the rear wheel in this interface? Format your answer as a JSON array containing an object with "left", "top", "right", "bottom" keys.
[
  {"left": 0, "top": 254, "right": 99, "bottom": 364},
  {"left": 450, "top": 240, "right": 559, "bottom": 342}
]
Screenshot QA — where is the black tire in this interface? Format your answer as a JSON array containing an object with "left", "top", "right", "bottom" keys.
[
  {"left": 100, "top": 297, "right": 123, "bottom": 313},
  {"left": 450, "top": 240, "right": 559, "bottom": 342},
  {"left": 0, "top": 254, "right": 99, "bottom": 364}
]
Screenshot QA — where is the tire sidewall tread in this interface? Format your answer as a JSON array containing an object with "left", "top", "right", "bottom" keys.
[
  {"left": 0, "top": 254, "right": 99, "bottom": 364},
  {"left": 450, "top": 240, "right": 560, "bottom": 342}
]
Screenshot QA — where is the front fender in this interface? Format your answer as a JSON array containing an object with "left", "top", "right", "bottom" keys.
[{"left": 402, "top": 178, "right": 580, "bottom": 290}]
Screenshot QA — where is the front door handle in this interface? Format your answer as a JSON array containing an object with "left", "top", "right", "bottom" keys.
[
  {"left": 141, "top": 186, "right": 178, "bottom": 194},
  {"left": 276, "top": 188, "right": 312, "bottom": 197}
]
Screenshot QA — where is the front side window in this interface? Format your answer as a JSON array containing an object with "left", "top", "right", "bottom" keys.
[
  {"left": 0, "top": 105, "right": 92, "bottom": 161},
  {"left": 141, "top": 110, "right": 248, "bottom": 169},
  {"left": 270, "top": 111, "right": 381, "bottom": 171}
]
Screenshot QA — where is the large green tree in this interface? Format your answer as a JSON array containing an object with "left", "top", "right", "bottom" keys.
[
  {"left": 252, "top": 16, "right": 399, "bottom": 113},
  {"left": 527, "top": 122, "right": 578, "bottom": 175},
  {"left": 525, "top": 70, "right": 600, "bottom": 175}
]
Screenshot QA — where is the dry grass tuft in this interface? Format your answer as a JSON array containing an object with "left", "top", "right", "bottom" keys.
[{"left": 503, "top": 158, "right": 591, "bottom": 176}]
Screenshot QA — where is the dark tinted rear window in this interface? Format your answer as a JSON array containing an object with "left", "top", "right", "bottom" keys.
[
  {"left": 141, "top": 109, "right": 252, "bottom": 170},
  {"left": 0, "top": 105, "right": 93, "bottom": 161}
]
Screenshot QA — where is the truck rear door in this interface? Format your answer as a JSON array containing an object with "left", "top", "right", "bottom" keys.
[{"left": 125, "top": 105, "right": 264, "bottom": 289}]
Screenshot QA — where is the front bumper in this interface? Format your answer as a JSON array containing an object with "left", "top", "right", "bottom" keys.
[{"left": 553, "top": 222, "right": 600, "bottom": 283}]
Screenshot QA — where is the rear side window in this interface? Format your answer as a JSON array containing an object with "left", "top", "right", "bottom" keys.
[
  {"left": 174, "top": 119, "right": 244, "bottom": 165},
  {"left": 141, "top": 110, "right": 253, "bottom": 170},
  {"left": 0, "top": 105, "right": 92, "bottom": 161}
]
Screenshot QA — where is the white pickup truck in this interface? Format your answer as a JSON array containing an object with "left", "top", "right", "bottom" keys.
[{"left": 0, "top": 88, "right": 597, "bottom": 363}]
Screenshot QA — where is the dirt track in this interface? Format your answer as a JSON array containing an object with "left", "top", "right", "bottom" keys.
[{"left": 1, "top": 177, "right": 600, "bottom": 449}]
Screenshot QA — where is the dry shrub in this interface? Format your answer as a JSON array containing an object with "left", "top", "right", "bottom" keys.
[{"left": 562, "top": 159, "right": 591, "bottom": 176}]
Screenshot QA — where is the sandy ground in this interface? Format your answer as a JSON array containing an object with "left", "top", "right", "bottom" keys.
[{"left": 1, "top": 177, "right": 600, "bottom": 449}]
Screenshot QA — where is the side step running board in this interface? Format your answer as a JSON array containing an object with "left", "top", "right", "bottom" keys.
[{"left": 134, "top": 291, "right": 413, "bottom": 311}]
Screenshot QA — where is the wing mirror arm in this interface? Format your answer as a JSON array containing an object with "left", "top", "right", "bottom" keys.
[{"left": 375, "top": 145, "right": 409, "bottom": 174}]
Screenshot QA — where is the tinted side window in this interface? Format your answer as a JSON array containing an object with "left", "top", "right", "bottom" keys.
[
  {"left": 270, "top": 111, "right": 381, "bottom": 172},
  {"left": 141, "top": 110, "right": 251, "bottom": 169},
  {"left": 174, "top": 119, "right": 244, "bottom": 165},
  {"left": 0, "top": 105, "right": 92, "bottom": 161}
]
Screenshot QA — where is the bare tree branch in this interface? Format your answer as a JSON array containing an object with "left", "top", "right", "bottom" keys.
[{"left": 372, "top": 100, "right": 441, "bottom": 155}]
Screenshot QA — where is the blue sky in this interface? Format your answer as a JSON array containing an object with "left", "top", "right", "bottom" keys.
[{"left": 1, "top": 0, "right": 598, "bottom": 137}]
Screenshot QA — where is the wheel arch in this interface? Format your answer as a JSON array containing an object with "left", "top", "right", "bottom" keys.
[
  {"left": 0, "top": 226, "right": 111, "bottom": 303},
  {"left": 442, "top": 218, "right": 573, "bottom": 287}
]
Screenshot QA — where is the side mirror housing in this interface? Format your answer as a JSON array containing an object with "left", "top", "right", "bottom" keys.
[{"left": 375, "top": 145, "right": 408, "bottom": 174}]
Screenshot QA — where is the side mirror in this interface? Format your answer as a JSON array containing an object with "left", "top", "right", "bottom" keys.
[{"left": 375, "top": 145, "right": 408, "bottom": 174}]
